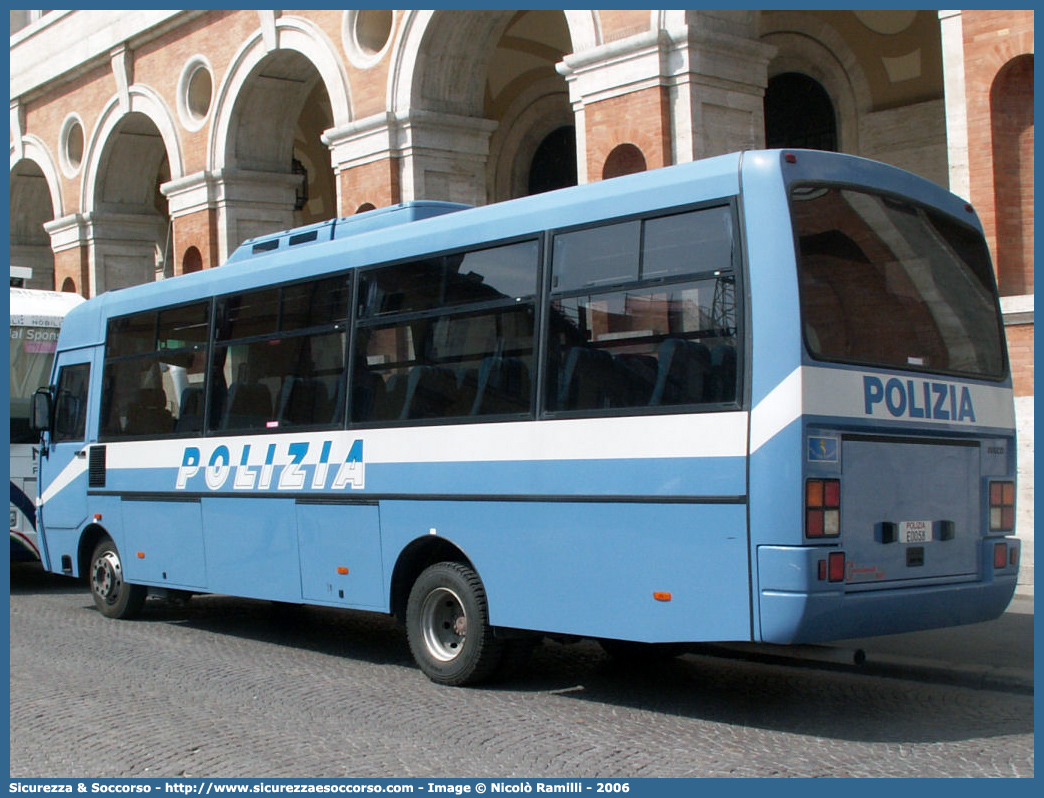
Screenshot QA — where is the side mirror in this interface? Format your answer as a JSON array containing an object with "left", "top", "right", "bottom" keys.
[{"left": 29, "top": 388, "right": 53, "bottom": 436}]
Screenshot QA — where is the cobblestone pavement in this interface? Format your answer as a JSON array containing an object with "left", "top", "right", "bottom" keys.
[{"left": 9, "top": 564, "right": 1034, "bottom": 778}]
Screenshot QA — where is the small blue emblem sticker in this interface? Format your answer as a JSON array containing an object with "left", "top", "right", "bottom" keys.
[{"left": 808, "top": 436, "right": 839, "bottom": 463}]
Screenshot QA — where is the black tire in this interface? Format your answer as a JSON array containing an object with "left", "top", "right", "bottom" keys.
[
  {"left": 406, "top": 562, "right": 504, "bottom": 686},
  {"left": 88, "top": 538, "right": 147, "bottom": 619}
]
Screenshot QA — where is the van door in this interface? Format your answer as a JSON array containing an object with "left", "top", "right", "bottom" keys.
[{"left": 37, "top": 353, "right": 93, "bottom": 572}]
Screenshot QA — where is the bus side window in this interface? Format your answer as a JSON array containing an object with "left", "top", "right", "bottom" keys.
[
  {"left": 209, "top": 276, "right": 350, "bottom": 433},
  {"left": 546, "top": 205, "right": 738, "bottom": 416},
  {"left": 52, "top": 363, "right": 90, "bottom": 442},
  {"left": 353, "top": 240, "right": 538, "bottom": 425},
  {"left": 100, "top": 302, "right": 209, "bottom": 440}
]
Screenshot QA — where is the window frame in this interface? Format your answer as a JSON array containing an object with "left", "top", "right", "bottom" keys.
[
  {"left": 351, "top": 235, "right": 543, "bottom": 428},
  {"left": 789, "top": 182, "right": 1009, "bottom": 382},
  {"left": 99, "top": 299, "right": 213, "bottom": 441},
  {"left": 93, "top": 197, "right": 747, "bottom": 439},
  {"left": 540, "top": 199, "right": 744, "bottom": 420},
  {"left": 207, "top": 273, "right": 353, "bottom": 435}
]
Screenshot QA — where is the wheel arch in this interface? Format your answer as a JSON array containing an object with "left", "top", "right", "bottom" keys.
[
  {"left": 389, "top": 536, "right": 474, "bottom": 623},
  {"left": 77, "top": 522, "right": 113, "bottom": 578}
]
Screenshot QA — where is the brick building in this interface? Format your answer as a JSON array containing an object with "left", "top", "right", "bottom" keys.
[{"left": 8, "top": 9, "right": 1034, "bottom": 566}]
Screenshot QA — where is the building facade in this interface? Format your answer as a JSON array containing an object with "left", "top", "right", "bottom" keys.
[{"left": 9, "top": 9, "right": 1034, "bottom": 571}]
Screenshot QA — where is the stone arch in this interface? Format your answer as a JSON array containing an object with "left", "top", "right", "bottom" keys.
[
  {"left": 77, "top": 86, "right": 184, "bottom": 293},
  {"left": 602, "top": 144, "right": 647, "bottom": 179},
  {"left": 207, "top": 15, "right": 350, "bottom": 251},
  {"left": 181, "top": 246, "right": 203, "bottom": 275},
  {"left": 81, "top": 85, "right": 184, "bottom": 216},
  {"left": 759, "top": 12, "right": 871, "bottom": 154},
  {"left": 389, "top": 9, "right": 600, "bottom": 115},
  {"left": 388, "top": 10, "right": 583, "bottom": 205},
  {"left": 10, "top": 138, "right": 63, "bottom": 289},
  {"left": 990, "top": 53, "right": 1033, "bottom": 297},
  {"left": 209, "top": 15, "right": 351, "bottom": 172},
  {"left": 10, "top": 136, "right": 64, "bottom": 219}
]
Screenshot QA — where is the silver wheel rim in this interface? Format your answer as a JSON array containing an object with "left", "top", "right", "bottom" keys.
[
  {"left": 92, "top": 551, "right": 123, "bottom": 606},
  {"left": 420, "top": 586, "right": 467, "bottom": 662}
]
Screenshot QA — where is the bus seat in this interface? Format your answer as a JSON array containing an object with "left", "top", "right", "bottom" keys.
[
  {"left": 222, "top": 381, "right": 273, "bottom": 430},
  {"left": 651, "top": 338, "right": 710, "bottom": 405},
  {"left": 125, "top": 387, "right": 175, "bottom": 436},
  {"left": 559, "top": 346, "right": 616, "bottom": 410},
  {"left": 176, "top": 386, "right": 205, "bottom": 433},
  {"left": 376, "top": 372, "right": 407, "bottom": 421},
  {"left": 350, "top": 369, "right": 382, "bottom": 423},
  {"left": 451, "top": 366, "right": 479, "bottom": 417},
  {"left": 472, "top": 356, "right": 530, "bottom": 415},
  {"left": 614, "top": 353, "right": 658, "bottom": 406},
  {"left": 706, "top": 345, "right": 737, "bottom": 403},
  {"left": 277, "top": 377, "right": 329, "bottom": 426},
  {"left": 401, "top": 365, "right": 458, "bottom": 419}
]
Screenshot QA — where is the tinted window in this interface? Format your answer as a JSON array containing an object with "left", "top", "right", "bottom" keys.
[
  {"left": 551, "top": 221, "right": 640, "bottom": 292},
  {"left": 216, "top": 276, "right": 349, "bottom": 341},
  {"left": 353, "top": 240, "right": 540, "bottom": 424},
  {"left": 209, "top": 276, "right": 350, "bottom": 433},
  {"left": 53, "top": 363, "right": 90, "bottom": 442},
  {"left": 360, "top": 240, "right": 538, "bottom": 318},
  {"left": 642, "top": 207, "right": 733, "bottom": 281},
  {"left": 101, "top": 302, "right": 210, "bottom": 439},
  {"left": 546, "top": 276, "right": 737, "bottom": 412},
  {"left": 546, "top": 205, "right": 739, "bottom": 414},
  {"left": 792, "top": 186, "right": 1006, "bottom": 379}
]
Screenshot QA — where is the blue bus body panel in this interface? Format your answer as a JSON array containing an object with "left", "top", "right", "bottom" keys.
[{"left": 378, "top": 500, "right": 752, "bottom": 642}]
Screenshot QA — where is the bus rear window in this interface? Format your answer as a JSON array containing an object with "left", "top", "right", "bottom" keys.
[{"left": 791, "top": 186, "right": 1006, "bottom": 380}]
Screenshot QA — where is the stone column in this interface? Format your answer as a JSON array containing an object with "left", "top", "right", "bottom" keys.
[
  {"left": 558, "top": 14, "right": 774, "bottom": 181},
  {"left": 161, "top": 171, "right": 220, "bottom": 272},
  {"left": 326, "top": 111, "right": 497, "bottom": 210},
  {"left": 43, "top": 214, "right": 90, "bottom": 296},
  {"left": 79, "top": 211, "right": 168, "bottom": 294},
  {"left": 209, "top": 168, "right": 302, "bottom": 260}
]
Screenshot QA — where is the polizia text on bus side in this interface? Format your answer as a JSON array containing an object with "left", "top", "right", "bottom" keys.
[{"left": 29, "top": 149, "right": 1019, "bottom": 686}]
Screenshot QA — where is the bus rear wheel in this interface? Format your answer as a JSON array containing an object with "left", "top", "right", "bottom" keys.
[
  {"left": 89, "top": 538, "right": 146, "bottom": 619},
  {"left": 406, "top": 562, "right": 503, "bottom": 686}
]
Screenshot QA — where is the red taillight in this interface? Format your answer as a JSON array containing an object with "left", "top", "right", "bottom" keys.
[
  {"left": 806, "top": 478, "right": 841, "bottom": 538},
  {"left": 828, "top": 551, "right": 845, "bottom": 582},
  {"left": 989, "top": 481, "right": 1016, "bottom": 532},
  {"left": 994, "top": 542, "right": 1008, "bottom": 570},
  {"left": 818, "top": 551, "right": 846, "bottom": 583}
]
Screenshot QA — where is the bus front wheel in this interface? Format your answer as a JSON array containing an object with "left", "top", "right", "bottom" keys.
[
  {"left": 89, "top": 538, "right": 146, "bottom": 620},
  {"left": 406, "top": 562, "right": 503, "bottom": 686}
]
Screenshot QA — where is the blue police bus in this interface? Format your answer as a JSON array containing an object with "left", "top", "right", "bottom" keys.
[{"left": 30, "top": 150, "right": 1019, "bottom": 685}]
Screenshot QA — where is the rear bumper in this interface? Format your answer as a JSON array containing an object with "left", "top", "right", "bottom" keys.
[{"left": 757, "top": 539, "right": 1019, "bottom": 644}]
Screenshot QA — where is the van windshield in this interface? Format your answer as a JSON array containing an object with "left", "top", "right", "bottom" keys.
[{"left": 791, "top": 185, "right": 1006, "bottom": 380}]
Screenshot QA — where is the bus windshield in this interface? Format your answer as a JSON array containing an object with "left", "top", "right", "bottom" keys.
[
  {"left": 792, "top": 185, "right": 1006, "bottom": 381},
  {"left": 10, "top": 324, "right": 61, "bottom": 443}
]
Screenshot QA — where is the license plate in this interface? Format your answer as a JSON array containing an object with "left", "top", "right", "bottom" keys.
[{"left": 899, "top": 520, "right": 932, "bottom": 544}]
